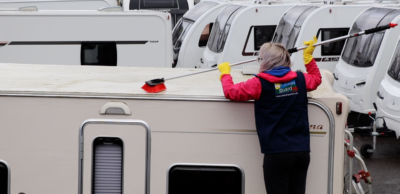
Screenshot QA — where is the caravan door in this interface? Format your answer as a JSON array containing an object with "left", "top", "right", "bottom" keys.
[{"left": 78, "top": 119, "right": 150, "bottom": 194}]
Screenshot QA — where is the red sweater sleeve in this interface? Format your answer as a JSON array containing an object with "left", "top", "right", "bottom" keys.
[
  {"left": 303, "top": 59, "right": 322, "bottom": 92},
  {"left": 220, "top": 74, "right": 261, "bottom": 101}
]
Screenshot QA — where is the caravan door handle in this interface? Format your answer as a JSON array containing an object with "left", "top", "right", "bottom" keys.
[
  {"left": 356, "top": 82, "right": 366, "bottom": 86},
  {"left": 333, "top": 73, "right": 338, "bottom": 80},
  {"left": 377, "top": 91, "right": 384, "bottom": 99}
]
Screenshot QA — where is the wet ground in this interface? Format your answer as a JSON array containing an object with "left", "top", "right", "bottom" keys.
[{"left": 351, "top": 134, "right": 400, "bottom": 193}]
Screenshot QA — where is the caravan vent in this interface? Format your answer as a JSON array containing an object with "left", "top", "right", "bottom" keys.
[
  {"left": 18, "top": 6, "right": 38, "bottom": 11},
  {"left": 0, "top": 160, "right": 9, "bottom": 194},
  {"left": 92, "top": 137, "right": 123, "bottom": 194}
]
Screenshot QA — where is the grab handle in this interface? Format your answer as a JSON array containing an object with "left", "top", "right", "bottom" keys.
[{"left": 377, "top": 91, "right": 384, "bottom": 100}]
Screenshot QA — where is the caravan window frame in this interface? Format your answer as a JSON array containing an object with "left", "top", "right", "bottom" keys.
[{"left": 167, "top": 163, "right": 244, "bottom": 194}]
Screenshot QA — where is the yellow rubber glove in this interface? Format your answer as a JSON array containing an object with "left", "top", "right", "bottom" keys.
[
  {"left": 218, "top": 62, "right": 231, "bottom": 80},
  {"left": 303, "top": 36, "right": 318, "bottom": 65}
]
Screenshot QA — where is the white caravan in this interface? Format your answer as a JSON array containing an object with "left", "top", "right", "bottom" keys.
[
  {"left": 200, "top": 3, "right": 300, "bottom": 69},
  {"left": 278, "top": 4, "right": 374, "bottom": 72},
  {"left": 201, "top": 4, "right": 375, "bottom": 72},
  {"left": 0, "top": 62, "right": 366, "bottom": 194},
  {"left": 374, "top": 31, "right": 400, "bottom": 138},
  {"left": 172, "top": 0, "right": 230, "bottom": 68},
  {"left": 122, "top": 0, "right": 194, "bottom": 26},
  {"left": 0, "top": 0, "right": 118, "bottom": 10},
  {"left": 0, "top": 9, "right": 173, "bottom": 67},
  {"left": 333, "top": 7, "right": 400, "bottom": 114}
]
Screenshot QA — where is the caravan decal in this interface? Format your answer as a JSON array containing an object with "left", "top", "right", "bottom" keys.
[{"left": 314, "top": 57, "right": 339, "bottom": 62}]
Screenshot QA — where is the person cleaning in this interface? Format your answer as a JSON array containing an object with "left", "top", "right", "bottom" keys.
[{"left": 218, "top": 36, "right": 321, "bottom": 194}]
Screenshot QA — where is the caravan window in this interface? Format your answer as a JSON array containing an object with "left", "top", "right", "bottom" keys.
[
  {"left": 92, "top": 137, "right": 123, "bottom": 194},
  {"left": 168, "top": 165, "right": 243, "bottom": 194},
  {"left": 199, "top": 23, "right": 213, "bottom": 47},
  {"left": 0, "top": 161, "right": 8, "bottom": 194},
  {"left": 342, "top": 8, "right": 400, "bottom": 67},
  {"left": 207, "top": 5, "right": 245, "bottom": 53},
  {"left": 172, "top": 19, "right": 194, "bottom": 67},
  {"left": 388, "top": 41, "right": 400, "bottom": 82},
  {"left": 254, "top": 26, "right": 276, "bottom": 50},
  {"left": 273, "top": 5, "right": 319, "bottom": 50},
  {"left": 81, "top": 42, "right": 117, "bottom": 66},
  {"left": 319, "top": 28, "right": 349, "bottom": 56}
]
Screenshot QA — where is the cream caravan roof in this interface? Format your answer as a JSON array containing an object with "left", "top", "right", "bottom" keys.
[{"left": 0, "top": 63, "right": 334, "bottom": 100}]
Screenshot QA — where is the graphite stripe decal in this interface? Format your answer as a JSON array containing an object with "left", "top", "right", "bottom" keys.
[{"left": 7, "top": 41, "right": 148, "bottom": 45}]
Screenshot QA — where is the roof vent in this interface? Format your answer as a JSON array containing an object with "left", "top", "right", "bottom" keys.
[
  {"left": 98, "top": 6, "right": 123, "bottom": 12},
  {"left": 18, "top": 6, "right": 38, "bottom": 11}
]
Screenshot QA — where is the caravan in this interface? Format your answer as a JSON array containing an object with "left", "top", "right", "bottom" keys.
[
  {"left": 172, "top": 0, "right": 231, "bottom": 68},
  {"left": 0, "top": 61, "right": 375, "bottom": 194},
  {"left": 123, "top": 0, "right": 194, "bottom": 26},
  {"left": 0, "top": 9, "right": 173, "bottom": 67},
  {"left": 200, "top": 4, "right": 388, "bottom": 73},
  {"left": 333, "top": 7, "right": 400, "bottom": 114}
]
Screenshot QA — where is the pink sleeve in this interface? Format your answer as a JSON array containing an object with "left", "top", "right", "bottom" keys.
[
  {"left": 220, "top": 74, "right": 261, "bottom": 101},
  {"left": 303, "top": 59, "right": 322, "bottom": 92}
]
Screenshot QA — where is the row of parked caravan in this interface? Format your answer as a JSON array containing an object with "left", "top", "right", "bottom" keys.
[
  {"left": 0, "top": 0, "right": 399, "bottom": 150},
  {"left": 172, "top": 0, "right": 400, "bottom": 158}
]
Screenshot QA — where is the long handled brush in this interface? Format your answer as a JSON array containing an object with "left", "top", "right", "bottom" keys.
[{"left": 142, "top": 23, "right": 397, "bottom": 93}]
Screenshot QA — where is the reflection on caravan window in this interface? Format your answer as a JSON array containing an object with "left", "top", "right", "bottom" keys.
[
  {"left": 92, "top": 137, "right": 123, "bottom": 194},
  {"left": 342, "top": 8, "right": 400, "bottom": 68},
  {"left": 207, "top": 5, "right": 245, "bottom": 53},
  {"left": 81, "top": 42, "right": 117, "bottom": 66},
  {"left": 388, "top": 41, "right": 400, "bottom": 82},
  {"left": 254, "top": 26, "right": 276, "bottom": 50},
  {"left": 199, "top": 23, "right": 213, "bottom": 47},
  {"left": 320, "top": 28, "right": 349, "bottom": 56},
  {"left": 168, "top": 165, "right": 243, "bottom": 194},
  {"left": 273, "top": 6, "right": 318, "bottom": 50}
]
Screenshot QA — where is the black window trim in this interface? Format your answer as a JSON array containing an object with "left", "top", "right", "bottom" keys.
[
  {"left": 0, "top": 159, "right": 10, "bottom": 194},
  {"left": 167, "top": 163, "right": 245, "bottom": 194}
]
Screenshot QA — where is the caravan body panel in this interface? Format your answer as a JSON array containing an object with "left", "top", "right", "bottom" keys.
[
  {"left": 0, "top": 0, "right": 118, "bottom": 10},
  {"left": 0, "top": 10, "right": 172, "bottom": 67},
  {"left": 0, "top": 63, "right": 347, "bottom": 194}
]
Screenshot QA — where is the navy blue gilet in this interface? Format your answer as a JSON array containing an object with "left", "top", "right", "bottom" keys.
[{"left": 254, "top": 72, "right": 310, "bottom": 154}]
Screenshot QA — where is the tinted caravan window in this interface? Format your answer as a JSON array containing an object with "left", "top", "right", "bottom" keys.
[
  {"left": 140, "top": 0, "right": 178, "bottom": 9},
  {"left": 207, "top": 5, "right": 245, "bottom": 53},
  {"left": 320, "top": 28, "right": 349, "bottom": 56},
  {"left": 0, "top": 161, "right": 8, "bottom": 194},
  {"left": 388, "top": 41, "right": 400, "bottom": 82},
  {"left": 172, "top": 19, "right": 193, "bottom": 67},
  {"left": 342, "top": 8, "right": 400, "bottom": 68},
  {"left": 168, "top": 165, "right": 243, "bottom": 194},
  {"left": 81, "top": 42, "right": 117, "bottom": 66},
  {"left": 254, "top": 25, "right": 277, "bottom": 50},
  {"left": 273, "top": 5, "right": 319, "bottom": 49},
  {"left": 92, "top": 137, "right": 123, "bottom": 194}
]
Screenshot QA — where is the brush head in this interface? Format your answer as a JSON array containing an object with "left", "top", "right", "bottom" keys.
[
  {"left": 142, "top": 83, "right": 166, "bottom": 93},
  {"left": 145, "top": 78, "right": 165, "bottom": 86}
]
